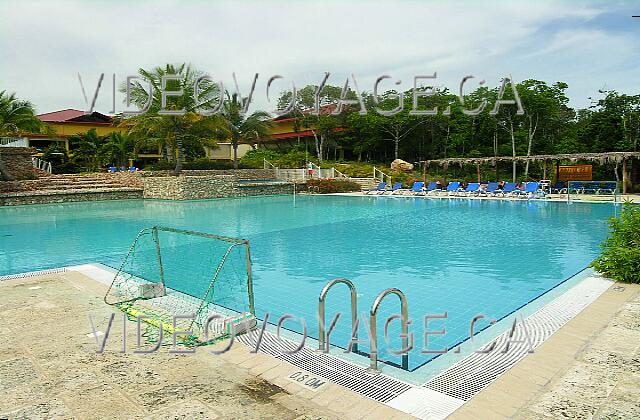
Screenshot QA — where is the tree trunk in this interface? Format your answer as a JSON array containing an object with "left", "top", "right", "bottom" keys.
[
  {"left": 232, "top": 136, "right": 239, "bottom": 170},
  {"left": 444, "top": 124, "right": 450, "bottom": 159},
  {"left": 623, "top": 159, "right": 629, "bottom": 194},
  {"left": 523, "top": 115, "right": 538, "bottom": 180},
  {"left": 493, "top": 129, "right": 499, "bottom": 180},
  {"left": 318, "top": 133, "right": 325, "bottom": 164},
  {"left": 172, "top": 126, "right": 183, "bottom": 175},
  {"left": 311, "top": 130, "right": 321, "bottom": 163},
  {"left": 510, "top": 120, "right": 516, "bottom": 182},
  {"left": 394, "top": 138, "right": 399, "bottom": 160},
  {"left": 165, "top": 144, "right": 174, "bottom": 163}
]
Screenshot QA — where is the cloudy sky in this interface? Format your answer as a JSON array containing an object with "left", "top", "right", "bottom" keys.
[{"left": 0, "top": 0, "right": 638, "bottom": 115}]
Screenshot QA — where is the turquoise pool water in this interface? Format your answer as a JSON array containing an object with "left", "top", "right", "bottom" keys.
[{"left": 0, "top": 196, "right": 615, "bottom": 370}]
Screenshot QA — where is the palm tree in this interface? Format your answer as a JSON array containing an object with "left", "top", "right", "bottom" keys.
[
  {"left": 68, "top": 128, "right": 105, "bottom": 172},
  {"left": 221, "top": 93, "right": 272, "bottom": 169},
  {"left": 0, "top": 91, "right": 45, "bottom": 180},
  {"left": 0, "top": 91, "right": 43, "bottom": 137},
  {"left": 121, "top": 63, "right": 224, "bottom": 174},
  {"left": 102, "top": 132, "right": 134, "bottom": 167}
]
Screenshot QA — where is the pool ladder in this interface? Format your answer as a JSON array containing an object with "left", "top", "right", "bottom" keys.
[{"left": 318, "top": 278, "right": 410, "bottom": 373}]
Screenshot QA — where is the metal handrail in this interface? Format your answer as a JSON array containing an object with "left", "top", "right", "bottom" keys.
[
  {"left": 318, "top": 278, "right": 358, "bottom": 353},
  {"left": 32, "top": 157, "right": 52, "bottom": 174},
  {"left": 368, "top": 288, "right": 410, "bottom": 372},
  {"left": 373, "top": 166, "right": 391, "bottom": 184},
  {"left": 263, "top": 158, "right": 278, "bottom": 170},
  {"left": 333, "top": 167, "right": 348, "bottom": 179}
]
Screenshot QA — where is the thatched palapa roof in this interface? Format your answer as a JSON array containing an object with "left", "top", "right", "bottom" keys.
[{"left": 419, "top": 152, "right": 640, "bottom": 168}]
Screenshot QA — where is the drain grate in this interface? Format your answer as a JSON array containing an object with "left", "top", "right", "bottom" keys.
[
  {"left": 237, "top": 331, "right": 411, "bottom": 402},
  {"left": 424, "top": 276, "right": 612, "bottom": 401},
  {"left": 0, "top": 267, "right": 68, "bottom": 281}
]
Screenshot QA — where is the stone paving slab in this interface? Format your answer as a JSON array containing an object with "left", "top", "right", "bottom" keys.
[
  {"left": 450, "top": 283, "right": 640, "bottom": 419},
  {"left": 0, "top": 271, "right": 409, "bottom": 419}
]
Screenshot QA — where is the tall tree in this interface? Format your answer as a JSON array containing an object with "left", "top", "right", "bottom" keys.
[
  {"left": 220, "top": 92, "right": 272, "bottom": 169},
  {"left": 68, "top": 128, "right": 106, "bottom": 172},
  {"left": 121, "top": 63, "right": 224, "bottom": 174},
  {"left": 0, "top": 91, "right": 43, "bottom": 136}
]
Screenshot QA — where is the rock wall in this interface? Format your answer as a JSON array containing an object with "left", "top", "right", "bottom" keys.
[
  {"left": 0, "top": 147, "right": 36, "bottom": 180},
  {"left": 236, "top": 183, "right": 294, "bottom": 196},
  {"left": 142, "top": 169, "right": 276, "bottom": 180},
  {"left": 0, "top": 189, "right": 143, "bottom": 206},
  {"left": 143, "top": 175, "right": 294, "bottom": 200},
  {"left": 143, "top": 175, "right": 237, "bottom": 200}
]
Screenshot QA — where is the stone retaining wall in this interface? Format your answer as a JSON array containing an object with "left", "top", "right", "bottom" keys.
[
  {"left": 143, "top": 175, "right": 237, "bottom": 200},
  {"left": 142, "top": 169, "right": 276, "bottom": 180},
  {"left": 236, "top": 183, "right": 294, "bottom": 196},
  {"left": 0, "top": 147, "right": 37, "bottom": 180},
  {"left": 0, "top": 189, "right": 143, "bottom": 206},
  {"left": 0, "top": 170, "right": 288, "bottom": 205},
  {"left": 143, "top": 175, "right": 294, "bottom": 200}
]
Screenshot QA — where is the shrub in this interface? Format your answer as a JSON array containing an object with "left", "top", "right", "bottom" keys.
[
  {"left": 144, "top": 159, "right": 249, "bottom": 171},
  {"left": 591, "top": 203, "right": 640, "bottom": 283},
  {"left": 183, "top": 158, "right": 249, "bottom": 170},
  {"left": 240, "top": 149, "right": 281, "bottom": 168},
  {"left": 306, "top": 178, "right": 361, "bottom": 194}
]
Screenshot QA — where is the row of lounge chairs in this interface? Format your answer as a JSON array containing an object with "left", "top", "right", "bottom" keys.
[
  {"left": 551, "top": 181, "right": 618, "bottom": 195},
  {"left": 363, "top": 181, "right": 546, "bottom": 198}
]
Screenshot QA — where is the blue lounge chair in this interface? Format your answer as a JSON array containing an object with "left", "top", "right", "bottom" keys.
[
  {"left": 550, "top": 181, "right": 566, "bottom": 194},
  {"left": 443, "top": 181, "right": 462, "bottom": 196},
  {"left": 385, "top": 181, "right": 403, "bottom": 194},
  {"left": 514, "top": 182, "right": 542, "bottom": 198},
  {"left": 583, "top": 182, "right": 600, "bottom": 194},
  {"left": 568, "top": 182, "right": 585, "bottom": 194},
  {"left": 363, "top": 182, "right": 387, "bottom": 194},
  {"left": 497, "top": 182, "right": 519, "bottom": 196},
  {"left": 401, "top": 181, "right": 425, "bottom": 195},
  {"left": 463, "top": 182, "right": 481, "bottom": 196},
  {"left": 481, "top": 182, "right": 500, "bottom": 196},
  {"left": 108, "top": 166, "right": 118, "bottom": 173},
  {"left": 424, "top": 181, "right": 441, "bottom": 195},
  {"left": 597, "top": 182, "right": 618, "bottom": 195}
]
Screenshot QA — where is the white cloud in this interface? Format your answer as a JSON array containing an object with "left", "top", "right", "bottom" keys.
[{"left": 0, "top": 0, "right": 636, "bottom": 114}]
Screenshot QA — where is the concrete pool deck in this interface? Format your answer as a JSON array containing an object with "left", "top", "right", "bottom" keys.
[
  {"left": 0, "top": 270, "right": 638, "bottom": 419},
  {"left": 333, "top": 191, "right": 640, "bottom": 203},
  {"left": 0, "top": 271, "right": 409, "bottom": 419},
  {"left": 450, "top": 281, "right": 640, "bottom": 419}
]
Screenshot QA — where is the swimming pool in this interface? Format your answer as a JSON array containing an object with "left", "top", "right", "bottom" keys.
[{"left": 0, "top": 196, "right": 615, "bottom": 370}]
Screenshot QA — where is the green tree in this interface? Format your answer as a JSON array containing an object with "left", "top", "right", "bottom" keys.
[
  {"left": 0, "top": 90, "right": 43, "bottom": 136},
  {"left": 120, "top": 63, "right": 224, "bottom": 174},
  {"left": 220, "top": 92, "right": 272, "bottom": 169},
  {"left": 278, "top": 84, "right": 347, "bottom": 163},
  {"left": 68, "top": 128, "right": 106, "bottom": 172},
  {"left": 591, "top": 203, "right": 640, "bottom": 283},
  {"left": 101, "top": 132, "right": 134, "bottom": 167}
]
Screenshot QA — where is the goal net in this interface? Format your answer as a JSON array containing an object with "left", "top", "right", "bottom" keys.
[{"left": 104, "top": 226, "right": 256, "bottom": 345}]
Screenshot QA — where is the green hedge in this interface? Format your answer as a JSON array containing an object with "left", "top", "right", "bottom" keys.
[
  {"left": 591, "top": 203, "right": 640, "bottom": 283},
  {"left": 306, "top": 178, "right": 361, "bottom": 194},
  {"left": 144, "top": 158, "right": 250, "bottom": 171}
]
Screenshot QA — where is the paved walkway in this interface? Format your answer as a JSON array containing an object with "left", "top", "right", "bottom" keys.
[
  {"left": 451, "top": 282, "right": 640, "bottom": 419},
  {"left": 1, "top": 270, "right": 638, "bottom": 419},
  {"left": 0, "top": 271, "right": 408, "bottom": 419}
]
